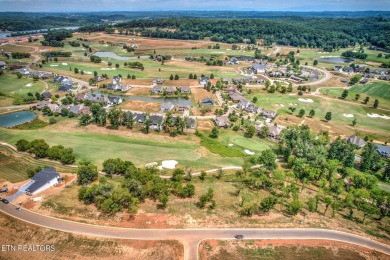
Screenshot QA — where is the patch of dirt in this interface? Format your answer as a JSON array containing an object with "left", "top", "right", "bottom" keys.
[
  {"left": 118, "top": 100, "right": 161, "bottom": 112},
  {"left": 125, "top": 87, "right": 151, "bottom": 96},
  {"left": 197, "top": 119, "right": 214, "bottom": 130},
  {"left": 191, "top": 88, "right": 215, "bottom": 103}
]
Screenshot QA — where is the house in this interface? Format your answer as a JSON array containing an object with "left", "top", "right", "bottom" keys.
[
  {"left": 215, "top": 116, "right": 230, "bottom": 127},
  {"left": 261, "top": 109, "right": 277, "bottom": 119},
  {"left": 222, "top": 78, "right": 232, "bottom": 84},
  {"left": 107, "top": 84, "right": 120, "bottom": 91},
  {"left": 237, "top": 99, "right": 261, "bottom": 114},
  {"left": 360, "top": 78, "right": 369, "bottom": 84},
  {"left": 229, "top": 91, "right": 244, "bottom": 103},
  {"left": 226, "top": 85, "right": 238, "bottom": 93},
  {"left": 185, "top": 118, "right": 196, "bottom": 129},
  {"left": 200, "top": 98, "right": 214, "bottom": 106},
  {"left": 112, "top": 75, "right": 122, "bottom": 84},
  {"left": 94, "top": 76, "right": 105, "bottom": 82},
  {"left": 199, "top": 77, "right": 210, "bottom": 85},
  {"left": 85, "top": 92, "right": 108, "bottom": 103},
  {"left": 345, "top": 135, "right": 366, "bottom": 148},
  {"left": 340, "top": 78, "right": 349, "bottom": 83},
  {"left": 53, "top": 75, "right": 67, "bottom": 83},
  {"left": 0, "top": 61, "right": 6, "bottom": 69},
  {"left": 251, "top": 62, "right": 267, "bottom": 74},
  {"left": 290, "top": 76, "right": 305, "bottom": 82},
  {"left": 47, "top": 103, "right": 59, "bottom": 113},
  {"left": 179, "top": 86, "right": 191, "bottom": 94},
  {"left": 41, "top": 92, "right": 52, "bottom": 100},
  {"left": 376, "top": 144, "right": 390, "bottom": 157},
  {"left": 133, "top": 112, "right": 145, "bottom": 123},
  {"left": 69, "top": 105, "right": 82, "bottom": 115},
  {"left": 15, "top": 68, "right": 30, "bottom": 76},
  {"left": 267, "top": 124, "right": 285, "bottom": 139},
  {"left": 25, "top": 167, "right": 61, "bottom": 195},
  {"left": 333, "top": 66, "right": 343, "bottom": 72},
  {"left": 36, "top": 101, "right": 50, "bottom": 110},
  {"left": 108, "top": 96, "right": 123, "bottom": 105},
  {"left": 151, "top": 85, "right": 164, "bottom": 94},
  {"left": 79, "top": 106, "right": 91, "bottom": 115},
  {"left": 230, "top": 57, "right": 239, "bottom": 65},
  {"left": 153, "top": 78, "right": 164, "bottom": 85},
  {"left": 176, "top": 104, "right": 190, "bottom": 112},
  {"left": 58, "top": 82, "right": 73, "bottom": 92},
  {"left": 160, "top": 102, "right": 175, "bottom": 112},
  {"left": 166, "top": 86, "right": 177, "bottom": 95},
  {"left": 150, "top": 115, "right": 163, "bottom": 130}
]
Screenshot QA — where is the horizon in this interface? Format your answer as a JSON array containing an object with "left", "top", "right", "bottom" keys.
[{"left": 0, "top": 0, "right": 389, "bottom": 12}]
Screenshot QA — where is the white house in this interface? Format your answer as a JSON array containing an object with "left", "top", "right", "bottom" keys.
[{"left": 25, "top": 168, "right": 61, "bottom": 195}]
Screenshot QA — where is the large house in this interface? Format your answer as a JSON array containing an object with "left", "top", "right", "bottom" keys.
[
  {"left": 229, "top": 91, "right": 244, "bottom": 103},
  {"left": 200, "top": 98, "right": 214, "bottom": 106},
  {"left": 25, "top": 168, "right": 61, "bottom": 195},
  {"left": 151, "top": 85, "right": 164, "bottom": 94},
  {"left": 166, "top": 86, "right": 177, "bottom": 95},
  {"left": 150, "top": 115, "right": 163, "bottom": 130},
  {"left": 153, "top": 78, "right": 164, "bottom": 85},
  {"left": 160, "top": 102, "right": 175, "bottom": 112},
  {"left": 376, "top": 144, "right": 390, "bottom": 157},
  {"left": 108, "top": 96, "right": 123, "bottom": 105},
  {"left": 215, "top": 116, "right": 230, "bottom": 127},
  {"left": 345, "top": 135, "right": 366, "bottom": 148},
  {"left": 261, "top": 109, "right": 277, "bottom": 119},
  {"left": 179, "top": 86, "right": 191, "bottom": 94},
  {"left": 237, "top": 99, "right": 261, "bottom": 114},
  {"left": 199, "top": 77, "right": 210, "bottom": 85},
  {"left": 112, "top": 75, "right": 122, "bottom": 84},
  {"left": 0, "top": 61, "right": 6, "bottom": 69},
  {"left": 251, "top": 62, "right": 267, "bottom": 74},
  {"left": 84, "top": 92, "right": 109, "bottom": 103}
]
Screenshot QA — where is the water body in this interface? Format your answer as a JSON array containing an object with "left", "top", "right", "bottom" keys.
[
  {"left": 0, "top": 111, "right": 37, "bottom": 128},
  {"left": 94, "top": 52, "right": 150, "bottom": 61},
  {"left": 0, "top": 26, "right": 80, "bottom": 39},
  {"left": 319, "top": 57, "right": 354, "bottom": 63}
]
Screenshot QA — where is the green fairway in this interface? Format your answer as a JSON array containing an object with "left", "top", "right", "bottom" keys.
[
  {"left": 350, "top": 81, "right": 390, "bottom": 99},
  {"left": 0, "top": 127, "right": 244, "bottom": 169},
  {"left": 229, "top": 136, "right": 272, "bottom": 152},
  {"left": 0, "top": 72, "right": 45, "bottom": 98}
]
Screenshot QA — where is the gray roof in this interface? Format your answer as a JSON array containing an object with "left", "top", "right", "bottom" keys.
[
  {"left": 0, "top": 61, "right": 6, "bottom": 65},
  {"left": 201, "top": 98, "right": 214, "bottom": 105},
  {"left": 215, "top": 116, "right": 230, "bottom": 127},
  {"left": 161, "top": 102, "right": 174, "bottom": 111},
  {"left": 25, "top": 167, "right": 60, "bottom": 194},
  {"left": 345, "top": 135, "right": 366, "bottom": 147},
  {"left": 376, "top": 144, "right": 390, "bottom": 156}
]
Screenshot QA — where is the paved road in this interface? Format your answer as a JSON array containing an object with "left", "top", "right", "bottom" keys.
[{"left": 1, "top": 202, "right": 389, "bottom": 260}]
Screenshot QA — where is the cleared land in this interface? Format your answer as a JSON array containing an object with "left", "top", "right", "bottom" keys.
[{"left": 0, "top": 212, "right": 183, "bottom": 260}]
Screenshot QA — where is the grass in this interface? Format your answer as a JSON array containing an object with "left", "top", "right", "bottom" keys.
[
  {"left": 350, "top": 81, "right": 390, "bottom": 99},
  {"left": 0, "top": 72, "right": 45, "bottom": 98},
  {"left": 199, "top": 133, "right": 245, "bottom": 157},
  {"left": 0, "top": 146, "right": 76, "bottom": 183},
  {"left": 11, "top": 117, "right": 48, "bottom": 130}
]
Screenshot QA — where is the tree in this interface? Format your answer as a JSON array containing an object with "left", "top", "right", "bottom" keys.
[
  {"left": 360, "top": 142, "right": 381, "bottom": 172},
  {"left": 260, "top": 196, "right": 278, "bottom": 213},
  {"left": 77, "top": 160, "right": 98, "bottom": 185},
  {"left": 174, "top": 74, "right": 179, "bottom": 80},
  {"left": 363, "top": 96, "right": 370, "bottom": 104},
  {"left": 313, "top": 60, "right": 318, "bottom": 66},
  {"left": 252, "top": 96, "right": 258, "bottom": 103},
  {"left": 298, "top": 109, "right": 305, "bottom": 117},
  {"left": 16, "top": 139, "right": 30, "bottom": 151},
  {"left": 171, "top": 168, "right": 184, "bottom": 182},
  {"left": 107, "top": 108, "right": 122, "bottom": 129},
  {"left": 199, "top": 171, "right": 206, "bottom": 181},
  {"left": 307, "top": 197, "right": 316, "bottom": 212},
  {"left": 169, "top": 74, "right": 174, "bottom": 80},
  {"left": 60, "top": 148, "right": 76, "bottom": 164},
  {"left": 79, "top": 114, "right": 91, "bottom": 126},
  {"left": 340, "top": 90, "right": 349, "bottom": 99},
  {"left": 245, "top": 125, "right": 256, "bottom": 138},
  {"left": 144, "top": 117, "right": 152, "bottom": 134},
  {"left": 373, "top": 99, "right": 379, "bottom": 108},
  {"left": 108, "top": 62, "right": 112, "bottom": 67},
  {"left": 349, "top": 74, "right": 362, "bottom": 85},
  {"left": 210, "top": 73, "right": 214, "bottom": 79},
  {"left": 210, "top": 126, "right": 219, "bottom": 138},
  {"left": 323, "top": 196, "right": 333, "bottom": 214},
  {"left": 258, "top": 149, "right": 277, "bottom": 171},
  {"left": 309, "top": 109, "right": 315, "bottom": 117},
  {"left": 28, "top": 139, "right": 49, "bottom": 158},
  {"left": 352, "top": 118, "right": 357, "bottom": 126},
  {"left": 325, "top": 112, "right": 332, "bottom": 121},
  {"left": 260, "top": 125, "right": 269, "bottom": 138},
  {"left": 287, "top": 198, "right": 302, "bottom": 215},
  {"left": 159, "top": 194, "right": 168, "bottom": 209},
  {"left": 355, "top": 93, "right": 360, "bottom": 101}
]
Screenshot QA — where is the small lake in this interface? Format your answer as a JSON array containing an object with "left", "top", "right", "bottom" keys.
[
  {"left": 319, "top": 57, "right": 354, "bottom": 63},
  {"left": 94, "top": 52, "right": 150, "bottom": 61},
  {"left": 0, "top": 27, "right": 80, "bottom": 39},
  {"left": 125, "top": 96, "right": 193, "bottom": 106},
  {"left": 0, "top": 111, "right": 37, "bottom": 128}
]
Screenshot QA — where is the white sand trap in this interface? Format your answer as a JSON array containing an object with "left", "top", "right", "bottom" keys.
[
  {"left": 104, "top": 44, "right": 109, "bottom": 46},
  {"left": 244, "top": 149, "right": 255, "bottom": 155},
  {"left": 289, "top": 93, "right": 297, "bottom": 96},
  {"left": 159, "top": 160, "right": 178, "bottom": 169},
  {"left": 84, "top": 71, "right": 92, "bottom": 75},
  {"left": 145, "top": 162, "right": 158, "bottom": 168},
  {"left": 62, "top": 63, "right": 68, "bottom": 65},
  {"left": 280, "top": 104, "right": 285, "bottom": 107},
  {"left": 101, "top": 68, "right": 116, "bottom": 70},
  {"left": 228, "top": 143, "right": 234, "bottom": 147},
  {"left": 367, "top": 113, "right": 390, "bottom": 120},
  {"left": 298, "top": 98, "right": 314, "bottom": 103},
  {"left": 50, "top": 65, "right": 58, "bottom": 67},
  {"left": 25, "top": 83, "right": 32, "bottom": 87},
  {"left": 343, "top": 114, "right": 354, "bottom": 118}
]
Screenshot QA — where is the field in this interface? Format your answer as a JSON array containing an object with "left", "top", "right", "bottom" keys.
[
  {"left": 199, "top": 240, "right": 387, "bottom": 260},
  {"left": 350, "top": 81, "right": 390, "bottom": 99},
  {"left": 0, "top": 145, "right": 76, "bottom": 183},
  {"left": 0, "top": 119, "right": 244, "bottom": 169},
  {"left": 0, "top": 71, "right": 45, "bottom": 98},
  {"left": 0, "top": 212, "right": 183, "bottom": 260},
  {"left": 249, "top": 90, "right": 390, "bottom": 142}
]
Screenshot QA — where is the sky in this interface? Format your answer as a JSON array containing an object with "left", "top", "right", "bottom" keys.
[{"left": 0, "top": 0, "right": 389, "bottom": 12}]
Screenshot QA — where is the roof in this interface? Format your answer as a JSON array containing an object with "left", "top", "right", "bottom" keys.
[
  {"left": 201, "top": 98, "right": 214, "bottom": 105},
  {"left": 179, "top": 86, "right": 190, "bottom": 92},
  {"left": 215, "top": 116, "right": 230, "bottom": 127},
  {"left": 0, "top": 61, "right": 6, "bottom": 65},
  {"left": 41, "top": 92, "right": 52, "bottom": 98},
  {"left": 376, "top": 144, "right": 390, "bottom": 155},
  {"left": 25, "top": 167, "right": 60, "bottom": 194},
  {"left": 161, "top": 102, "right": 174, "bottom": 110},
  {"left": 345, "top": 135, "right": 366, "bottom": 147}
]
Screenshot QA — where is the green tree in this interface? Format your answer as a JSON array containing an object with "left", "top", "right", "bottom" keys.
[
  {"left": 309, "top": 109, "right": 315, "bottom": 117},
  {"left": 245, "top": 125, "right": 256, "bottom": 138},
  {"left": 28, "top": 139, "right": 49, "bottom": 158},
  {"left": 373, "top": 99, "right": 379, "bottom": 108},
  {"left": 260, "top": 196, "right": 278, "bottom": 213},
  {"left": 79, "top": 114, "right": 91, "bottom": 126},
  {"left": 363, "top": 96, "right": 370, "bottom": 104},
  {"left": 354, "top": 93, "right": 360, "bottom": 101},
  {"left": 352, "top": 118, "right": 357, "bottom": 126},
  {"left": 325, "top": 112, "right": 332, "bottom": 121},
  {"left": 307, "top": 197, "right": 316, "bottom": 212},
  {"left": 107, "top": 108, "right": 122, "bottom": 129},
  {"left": 323, "top": 196, "right": 333, "bottom": 214},
  {"left": 16, "top": 139, "right": 30, "bottom": 151},
  {"left": 169, "top": 74, "right": 174, "bottom": 80},
  {"left": 360, "top": 142, "right": 381, "bottom": 172},
  {"left": 77, "top": 160, "right": 98, "bottom": 185},
  {"left": 258, "top": 149, "right": 277, "bottom": 171},
  {"left": 298, "top": 109, "right": 305, "bottom": 117},
  {"left": 340, "top": 90, "right": 349, "bottom": 99},
  {"left": 313, "top": 60, "right": 318, "bottom": 66},
  {"left": 210, "top": 126, "right": 219, "bottom": 138},
  {"left": 199, "top": 171, "right": 207, "bottom": 181},
  {"left": 159, "top": 194, "right": 168, "bottom": 209},
  {"left": 60, "top": 148, "right": 76, "bottom": 164},
  {"left": 287, "top": 198, "right": 303, "bottom": 216}
]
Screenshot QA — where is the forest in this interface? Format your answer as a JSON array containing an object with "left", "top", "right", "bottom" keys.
[{"left": 114, "top": 17, "right": 390, "bottom": 50}]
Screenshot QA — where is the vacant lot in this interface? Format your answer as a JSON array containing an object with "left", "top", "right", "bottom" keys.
[
  {"left": 0, "top": 212, "right": 183, "bottom": 260},
  {"left": 119, "top": 100, "right": 161, "bottom": 112},
  {"left": 199, "top": 239, "right": 387, "bottom": 260}
]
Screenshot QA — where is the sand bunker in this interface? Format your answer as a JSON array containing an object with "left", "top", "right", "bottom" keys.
[
  {"left": 62, "top": 63, "right": 68, "bottom": 65},
  {"left": 158, "top": 160, "right": 178, "bottom": 170},
  {"left": 228, "top": 144, "right": 234, "bottom": 147},
  {"left": 145, "top": 162, "right": 158, "bottom": 168},
  {"left": 367, "top": 113, "right": 390, "bottom": 120},
  {"left": 298, "top": 98, "right": 314, "bottom": 103},
  {"left": 244, "top": 149, "right": 255, "bottom": 155},
  {"left": 50, "top": 65, "right": 58, "bottom": 67},
  {"left": 343, "top": 114, "right": 354, "bottom": 118},
  {"left": 25, "top": 83, "right": 32, "bottom": 87},
  {"left": 84, "top": 71, "right": 92, "bottom": 75},
  {"left": 101, "top": 68, "right": 116, "bottom": 70}
]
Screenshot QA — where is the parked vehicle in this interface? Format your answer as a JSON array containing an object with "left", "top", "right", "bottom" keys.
[
  {"left": 15, "top": 207, "right": 21, "bottom": 211},
  {"left": 0, "top": 188, "right": 8, "bottom": 193},
  {"left": 234, "top": 235, "right": 244, "bottom": 239},
  {"left": 1, "top": 198, "right": 9, "bottom": 204}
]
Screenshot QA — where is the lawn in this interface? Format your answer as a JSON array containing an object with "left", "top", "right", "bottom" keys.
[
  {"left": 0, "top": 72, "right": 45, "bottom": 98},
  {"left": 350, "top": 81, "right": 390, "bottom": 99},
  {"left": 0, "top": 127, "right": 244, "bottom": 169},
  {"left": 0, "top": 146, "right": 76, "bottom": 183}
]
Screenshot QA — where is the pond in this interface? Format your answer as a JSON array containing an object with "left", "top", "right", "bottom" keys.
[
  {"left": 0, "top": 27, "right": 80, "bottom": 39},
  {"left": 94, "top": 52, "right": 150, "bottom": 61},
  {"left": 318, "top": 57, "right": 354, "bottom": 63},
  {"left": 0, "top": 111, "right": 37, "bottom": 128}
]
